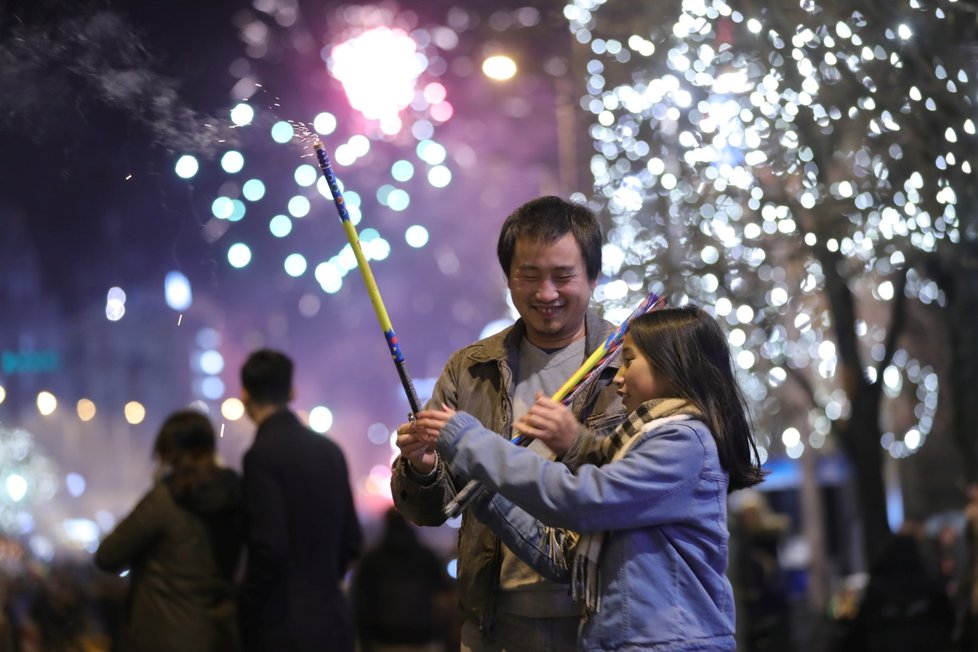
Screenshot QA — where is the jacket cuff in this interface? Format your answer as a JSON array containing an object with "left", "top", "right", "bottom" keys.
[
  {"left": 436, "top": 411, "right": 479, "bottom": 462},
  {"left": 560, "top": 424, "right": 591, "bottom": 469},
  {"left": 401, "top": 453, "right": 441, "bottom": 485}
]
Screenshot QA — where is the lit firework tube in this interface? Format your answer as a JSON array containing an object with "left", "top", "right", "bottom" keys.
[{"left": 312, "top": 139, "right": 422, "bottom": 416}]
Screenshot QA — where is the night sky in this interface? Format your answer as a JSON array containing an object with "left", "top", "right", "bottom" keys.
[{"left": 1, "top": 0, "right": 575, "bottom": 550}]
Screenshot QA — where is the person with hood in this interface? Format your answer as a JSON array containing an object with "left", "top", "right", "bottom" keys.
[{"left": 95, "top": 409, "right": 243, "bottom": 652}]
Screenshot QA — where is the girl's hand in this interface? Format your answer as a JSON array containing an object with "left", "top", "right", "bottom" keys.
[
  {"left": 412, "top": 404, "right": 457, "bottom": 443},
  {"left": 513, "top": 393, "right": 579, "bottom": 457}
]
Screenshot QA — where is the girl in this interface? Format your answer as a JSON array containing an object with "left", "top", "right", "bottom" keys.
[{"left": 417, "top": 305, "right": 765, "bottom": 651}]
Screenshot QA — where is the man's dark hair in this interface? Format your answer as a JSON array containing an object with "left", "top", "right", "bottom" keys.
[
  {"left": 241, "top": 349, "right": 293, "bottom": 405},
  {"left": 496, "top": 196, "right": 602, "bottom": 282}
]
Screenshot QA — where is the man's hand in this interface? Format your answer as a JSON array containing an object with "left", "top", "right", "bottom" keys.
[
  {"left": 513, "top": 393, "right": 579, "bottom": 457},
  {"left": 395, "top": 420, "right": 438, "bottom": 475}
]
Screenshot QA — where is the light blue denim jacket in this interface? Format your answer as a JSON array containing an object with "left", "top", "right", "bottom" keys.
[{"left": 436, "top": 408, "right": 736, "bottom": 652}]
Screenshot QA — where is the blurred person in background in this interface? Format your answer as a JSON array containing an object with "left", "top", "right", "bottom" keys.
[
  {"left": 842, "top": 533, "right": 954, "bottom": 652},
  {"left": 238, "top": 349, "right": 363, "bottom": 652},
  {"left": 730, "top": 490, "right": 791, "bottom": 652},
  {"left": 352, "top": 508, "right": 454, "bottom": 652},
  {"left": 94, "top": 409, "right": 243, "bottom": 652},
  {"left": 960, "top": 484, "right": 978, "bottom": 650}
]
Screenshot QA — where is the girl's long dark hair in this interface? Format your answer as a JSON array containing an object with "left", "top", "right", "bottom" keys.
[
  {"left": 153, "top": 409, "right": 218, "bottom": 496},
  {"left": 627, "top": 305, "right": 765, "bottom": 491}
]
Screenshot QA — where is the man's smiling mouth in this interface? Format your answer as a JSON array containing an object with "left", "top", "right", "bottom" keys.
[{"left": 535, "top": 305, "right": 562, "bottom": 315}]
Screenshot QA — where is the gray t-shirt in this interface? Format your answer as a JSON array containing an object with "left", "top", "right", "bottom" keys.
[
  {"left": 498, "top": 336, "right": 585, "bottom": 605},
  {"left": 512, "top": 336, "right": 587, "bottom": 425}
]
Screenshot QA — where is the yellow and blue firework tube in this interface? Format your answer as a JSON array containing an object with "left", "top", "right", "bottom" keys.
[{"left": 313, "top": 139, "right": 422, "bottom": 416}]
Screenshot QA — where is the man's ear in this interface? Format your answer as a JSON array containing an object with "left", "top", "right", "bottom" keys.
[{"left": 289, "top": 386, "right": 296, "bottom": 402}]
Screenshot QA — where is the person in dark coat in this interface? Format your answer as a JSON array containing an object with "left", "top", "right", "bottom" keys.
[
  {"left": 238, "top": 349, "right": 363, "bottom": 652},
  {"left": 352, "top": 508, "right": 453, "bottom": 652},
  {"left": 843, "top": 533, "right": 955, "bottom": 652},
  {"left": 94, "top": 409, "right": 243, "bottom": 652}
]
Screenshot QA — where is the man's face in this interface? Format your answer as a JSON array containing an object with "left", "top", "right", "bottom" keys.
[{"left": 507, "top": 233, "right": 595, "bottom": 349}]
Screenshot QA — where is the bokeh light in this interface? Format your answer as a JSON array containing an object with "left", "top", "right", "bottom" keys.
[
  {"left": 405, "top": 225, "right": 429, "bottom": 248},
  {"left": 6, "top": 475, "right": 27, "bottom": 503},
  {"left": 199, "top": 350, "right": 225, "bottom": 375},
  {"left": 164, "top": 271, "right": 193, "bottom": 311},
  {"left": 211, "top": 196, "right": 234, "bottom": 219},
  {"left": 294, "top": 165, "right": 318, "bottom": 187},
  {"left": 391, "top": 160, "right": 415, "bottom": 182},
  {"left": 287, "top": 195, "right": 311, "bottom": 218},
  {"left": 123, "top": 401, "right": 146, "bottom": 425},
  {"left": 76, "top": 399, "right": 96, "bottom": 422},
  {"left": 270, "top": 121, "right": 295, "bottom": 143},
  {"left": 221, "top": 398, "right": 245, "bottom": 421},
  {"left": 427, "top": 166, "right": 452, "bottom": 188},
  {"left": 308, "top": 406, "right": 334, "bottom": 433},
  {"left": 269, "top": 214, "right": 292, "bottom": 237},
  {"left": 201, "top": 377, "right": 225, "bottom": 400},
  {"left": 482, "top": 54, "right": 517, "bottom": 80},
  {"left": 313, "top": 112, "right": 337, "bottom": 135},
  {"left": 242, "top": 179, "right": 266, "bottom": 201},
  {"left": 227, "top": 243, "right": 252, "bottom": 268},
  {"left": 174, "top": 155, "right": 199, "bottom": 179},
  {"left": 229, "top": 102, "right": 255, "bottom": 126},
  {"left": 284, "top": 253, "right": 307, "bottom": 277},
  {"left": 36, "top": 392, "right": 56, "bottom": 416},
  {"left": 220, "top": 151, "right": 245, "bottom": 174}
]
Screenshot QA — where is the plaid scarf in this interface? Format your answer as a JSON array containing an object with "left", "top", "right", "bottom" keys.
[{"left": 546, "top": 398, "right": 702, "bottom": 614}]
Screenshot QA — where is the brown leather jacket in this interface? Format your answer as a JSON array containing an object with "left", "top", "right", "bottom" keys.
[{"left": 390, "top": 310, "right": 626, "bottom": 632}]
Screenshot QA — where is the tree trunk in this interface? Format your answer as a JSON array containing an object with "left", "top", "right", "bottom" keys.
[
  {"left": 839, "top": 382, "right": 892, "bottom": 559},
  {"left": 819, "top": 248, "right": 894, "bottom": 561},
  {"left": 941, "top": 237, "right": 978, "bottom": 483}
]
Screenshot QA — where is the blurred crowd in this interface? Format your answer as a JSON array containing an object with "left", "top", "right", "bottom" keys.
[
  {"left": 818, "top": 487, "right": 978, "bottom": 652},
  {"left": 0, "top": 511, "right": 460, "bottom": 652},
  {"left": 4, "top": 490, "right": 978, "bottom": 651},
  {"left": 729, "top": 487, "right": 978, "bottom": 652},
  {"left": 0, "top": 537, "right": 123, "bottom": 651}
]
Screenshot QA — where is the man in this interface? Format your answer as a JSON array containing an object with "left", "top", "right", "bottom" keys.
[
  {"left": 239, "top": 349, "right": 363, "bottom": 651},
  {"left": 391, "top": 196, "right": 626, "bottom": 651}
]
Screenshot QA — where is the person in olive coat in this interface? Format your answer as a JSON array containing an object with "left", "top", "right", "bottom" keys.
[{"left": 95, "top": 410, "right": 243, "bottom": 652}]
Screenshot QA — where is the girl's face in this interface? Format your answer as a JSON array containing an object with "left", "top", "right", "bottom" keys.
[{"left": 613, "top": 333, "right": 674, "bottom": 412}]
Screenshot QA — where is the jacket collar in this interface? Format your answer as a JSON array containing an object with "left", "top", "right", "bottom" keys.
[{"left": 255, "top": 408, "right": 298, "bottom": 437}]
